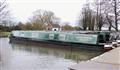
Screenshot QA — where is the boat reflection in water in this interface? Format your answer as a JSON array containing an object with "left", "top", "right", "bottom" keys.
[
  {"left": 11, "top": 42, "right": 102, "bottom": 62},
  {"left": 0, "top": 38, "right": 102, "bottom": 70}
]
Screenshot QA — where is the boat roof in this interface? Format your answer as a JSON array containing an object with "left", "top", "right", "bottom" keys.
[{"left": 72, "top": 31, "right": 110, "bottom": 34}]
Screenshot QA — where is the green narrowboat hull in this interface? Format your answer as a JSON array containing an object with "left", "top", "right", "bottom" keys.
[
  {"left": 9, "top": 36, "right": 105, "bottom": 51},
  {"left": 11, "top": 31, "right": 99, "bottom": 45},
  {"left": 9, "top": 30, "right": 109, "bottom": 51}
]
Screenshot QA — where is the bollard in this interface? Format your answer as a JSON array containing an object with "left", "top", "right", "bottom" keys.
[
  {"left": 116, "top": 40, "right": 120, "bottom": 47},
  {"left": 104, "top": 44, "right": 113, "bottom": 51},
  {"left": 112, "top": 41, "right": 118, "bottom": 48}
]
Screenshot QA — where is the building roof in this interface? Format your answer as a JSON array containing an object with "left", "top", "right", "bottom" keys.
[
  {"left": 47, "top": 23, "right": 60, "bottom": 28},
  {"left": 52, "top": 23, "right": 60, "bottom": 28}
]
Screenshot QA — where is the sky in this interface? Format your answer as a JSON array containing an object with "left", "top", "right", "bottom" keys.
[{"left": 7, "top": 0, "right": 91, "bottom": 26}]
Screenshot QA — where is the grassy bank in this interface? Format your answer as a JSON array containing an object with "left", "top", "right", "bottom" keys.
[{"left": 0, "top": 32, "right": 11, "bottom": 37}]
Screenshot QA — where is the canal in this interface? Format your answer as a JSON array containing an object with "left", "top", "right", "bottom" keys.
[{"left": 0, "top": 38, "right": 102, "bottom": 70}]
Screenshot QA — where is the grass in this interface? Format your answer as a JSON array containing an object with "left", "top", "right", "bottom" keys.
[{"left": 0, "top": 32, "right": 11, "bottom": 37}]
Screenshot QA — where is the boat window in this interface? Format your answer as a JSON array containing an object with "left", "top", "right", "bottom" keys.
[
  {"left": 105, "top": 34, "right": 110, "bottom": 42},
  {"left": 98, "top": 35, "right": 105, "bottom": 43},
  {"left": 54, "top": 29, "right": 57, "bottom": 31}
]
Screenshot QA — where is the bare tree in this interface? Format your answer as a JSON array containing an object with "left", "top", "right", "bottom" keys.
[
  {"left": 105, "top": 14, "right": 115, "bottom": 31},
  {"left": 100, "top": 0, "right": 114, "bottom": 31},
  {"left": 79, "top": 0, "right": 120, "bottom": 31},
  {"left": 79, "top": 3, "right": 96, "bottom": 31},
  {"left": 0, "top": 0, "right": 11, "bottom": 30},
  {"left": 101, "top": 0, "right": 120, "bottom": 31},
  {"left": 79, "top": 0, "right": 110, "bottom": 31},
  {"left": 0, "top": 0, "right": 9, "bottom": 20},
  {"left": 28, "top": 9, "right": 60, "bottom": 30},
  {"left": 113, "top": 0, "right": 120, "bottom": 31},
  {"left": 80, "top": 7, "right": 88, "bottom": 30},
  {"left": 94, "top": 0, "right": 106, "bottom": 31},
  {"left": 30, "top": 9, "right": 60, "bottom": 24}
]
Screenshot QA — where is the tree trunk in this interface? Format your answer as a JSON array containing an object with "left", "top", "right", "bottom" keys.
[
  {"left": 109, "top": 23, "right": 112, "bottom": 31},
  {"left": 114, "top": 0, "right": 118, "bottom": 31}
]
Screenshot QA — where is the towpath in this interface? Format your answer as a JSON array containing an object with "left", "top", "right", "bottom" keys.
[{"left": 69, "top": 47, "right": 120, "bottom": 70}]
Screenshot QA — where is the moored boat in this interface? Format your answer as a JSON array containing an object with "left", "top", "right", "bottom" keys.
[{"left": 9, "top": 31, "right": 111, "bottom": 51}]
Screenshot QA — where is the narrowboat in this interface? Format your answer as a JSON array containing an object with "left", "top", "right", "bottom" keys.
[{"left": 9, "top": 31, "right": 111, "bottom": 51}]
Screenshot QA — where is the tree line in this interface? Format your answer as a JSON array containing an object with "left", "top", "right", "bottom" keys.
[
  {"left": 16, "top": 10, "right": 80, "bottom": 31},
  {"left": 0, "top": 0, "right": 120, "bottom": 32},
  {"left": 79, "top": 0, "right": 120, "bottom": 31}
]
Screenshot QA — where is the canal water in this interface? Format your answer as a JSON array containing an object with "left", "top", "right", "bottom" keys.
[{"left": 0, "top": 38, "right": 102, "bottom": 70}]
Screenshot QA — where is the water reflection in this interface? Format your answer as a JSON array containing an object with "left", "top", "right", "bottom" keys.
[
  {"left": 0, "top": 38, "right": 102, "bottom": 70},
  {"left": 11, "top": 43, "right": 102, "bottom": 62}
]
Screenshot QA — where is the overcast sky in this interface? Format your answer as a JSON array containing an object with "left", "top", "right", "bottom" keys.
[{"left": 7, "top": 0, "right": 94, "bottom": 25}]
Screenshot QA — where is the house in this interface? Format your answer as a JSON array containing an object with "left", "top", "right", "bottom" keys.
[{"left": 46, "top": 23, "right": 61, "bottom": 31}]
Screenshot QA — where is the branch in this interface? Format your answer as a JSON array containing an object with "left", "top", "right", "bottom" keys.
[
  {"left": 0, "top": 10, "right": 9, "bottom": 18},
  {"left": 0, "top": 0, "right": 6, "bottom": 7},
  {"left": 106, "top": 13, "right": 116, "bottom": 29},
  {"left": 0, "top": 4, "right": 6, "bottom": 13}
]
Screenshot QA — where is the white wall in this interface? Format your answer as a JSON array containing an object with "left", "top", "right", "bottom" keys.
[{"left": 52, "top": 28, "right": 61, "bottom": 31}]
